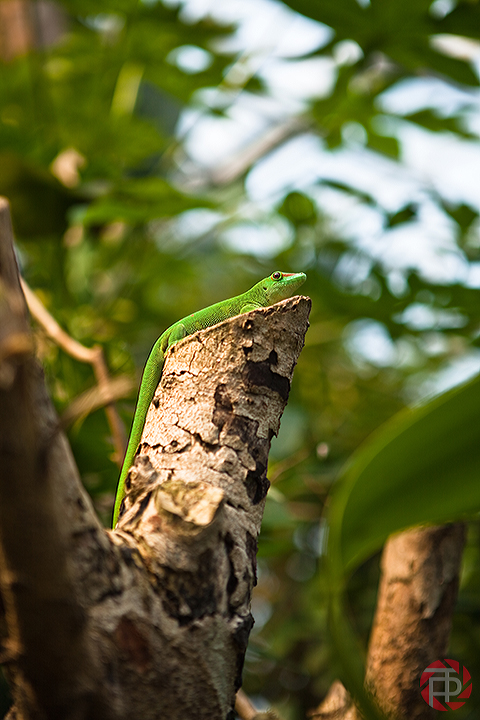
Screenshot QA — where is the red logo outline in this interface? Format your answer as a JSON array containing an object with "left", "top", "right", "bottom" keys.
[{"left": 420, "top": 659, "right": 472, "bottom": 711}]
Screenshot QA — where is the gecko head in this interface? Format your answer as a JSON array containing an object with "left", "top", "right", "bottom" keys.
[{"left": 262, "top": 271, "right": 307, "bottom": 304}]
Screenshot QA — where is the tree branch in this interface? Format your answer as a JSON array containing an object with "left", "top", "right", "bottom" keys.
[
  {"left": 20, "top": 278, "right": 127, "bottom": 465},
  {"left": 61, "top": 374, "right": 135, "bottom": 427},
  {"left": 310, "top": 524, "right": 465, "bottom": 720},
  {"left": 0, "top": 197, "right": 105, "bottom": 719},
  {"left": 364, "top": 524, "right": 465, "bottom": 720},
  {"left": 1, "top": 195, "right": 311, "bottom": 719},
  {"left": 110, "top": 293, "right": 311, "bottom": 718}
]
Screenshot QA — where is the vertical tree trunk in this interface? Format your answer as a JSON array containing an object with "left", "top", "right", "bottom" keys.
[
  {"left": 310, "top": 525, "right": 465, "bottom": 720},
  {"left": 364, "top": 525, "right": 465, "bottom": 719}
]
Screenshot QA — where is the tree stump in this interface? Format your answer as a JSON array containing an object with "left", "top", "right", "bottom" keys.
[{"left": 0, "top": 196, "right": 311, "bottom": 720}]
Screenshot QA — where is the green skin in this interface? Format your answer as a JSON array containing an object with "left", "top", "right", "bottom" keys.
[{"left": 112, "top": 271, "right": 306, "bottom": 527}]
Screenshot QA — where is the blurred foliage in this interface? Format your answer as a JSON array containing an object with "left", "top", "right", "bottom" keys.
[
  {"left": 329, "top": 371, "right": 480, "bottom": 576},
  {"left": 1, "top": 0, "right": 480, "bottom": 718},
  {"left": 326, "top": 370, "right": 480, "bottom": 718}
]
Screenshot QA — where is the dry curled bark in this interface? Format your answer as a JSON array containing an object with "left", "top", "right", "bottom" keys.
[{"left": 0, "top": 197, "right": 311, "bottom": 720}]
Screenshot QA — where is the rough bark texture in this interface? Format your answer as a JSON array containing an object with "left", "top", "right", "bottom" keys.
[
  {"left": 0, "top": 196, "right": 311, "bottom": 720},
  {"left": 364, "top": 524, "right": 466, "bottom": 720},
  {"left": 112, "top": 292, "right": 310, "bottom": 719}
]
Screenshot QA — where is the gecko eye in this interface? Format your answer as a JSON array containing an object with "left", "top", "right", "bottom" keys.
[{"left": 272, "top": 271, "right": 282, "bottom": 280}]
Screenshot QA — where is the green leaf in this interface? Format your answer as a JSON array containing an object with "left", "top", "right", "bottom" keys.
[
  {"left": 441, "top": 201, "right": 478, "bottom": 230},
  {"left": 82, "top": 177, "right": 210, "bottom": 224},
  {"left": 366, "top": 130, "right": 399, "bottom": 158},
  {"left": 436, "top": 4, "right": 480, "bottom": 42},
  {"left": 325, "top": 371, "right": 480, "bottom": 720},
  {"left": 386, "top": 203, "right": 417, "bottom": 227},
  {"left": 327, "top": 371, "right": 480, "bottom": 578},
  {"left": 278, "top": 191, "right": 317, "bottom": 227},
  {"left": 392, "top": 44, "right": 480, "bottom": 86},
  {"left": 402, "top": 110, "right": 476, "bottom": 138}
]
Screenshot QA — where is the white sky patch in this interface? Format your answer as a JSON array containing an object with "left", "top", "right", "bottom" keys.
[
  {"left": 314, "top": 187, "right": 383, "bottom": 240},
  {"left": 180, "top": 92, "right": 289, "bottom": 166},
  {"left": 313, "top": 187, "right": 468, "bottom": 285},
  {"left": 430, "top": 33, "right": 480, "bottom": 63},
  {"left": 344, "top": 319, "right": 397, "bottom": 367},
  {"left": 430, "top": 0, "right": 455, "bottom": 19},
  {"left": 345, "top": 318, "right": 478, "bottom": 379},
  {"left": 314, "top": 147, "right": 420, "bottom": 212},
  {"left": 332, "top": 252, "right": 373, "bottom": 289},
  {"left": 466, "top": 262, "right": 480, "bottom": 288},
  {"left": 258, "top": 56, "right": 337, "bottom": 101},
  {"left": 395, "top": 304, "right": 468, "bottom": 331},
  {"left": 375, "top": 227, "right": 466, "bottom": 285},
  {"left": 378, "top": 76, "right": 478, "bottom": 117},
  {"left": 333, "top": 39, "right": 364, "bottom": 66},
  {"left": 398, "top": 122, "right": 480, "bottom": 211},
  {"left": 170, "top": 0, "right": 332, "bottom": 58},
  {"left": 378, "top": 78, "right": 480, "bottom": 140},
  {"left": 245, "top": 134, "right": 328, "bottom": 203},
  {"left": 342, "top": 121, "right": 368, "bottom": 146},
  {"left": 166, "top": 45, "right": 213, "bottom": 73},
  {"left": 193, "top": 87, "right": 288, "bottom": 117},
  {"left": 180, "top": 112, "right": 255, "bottom": 166},
  {"left": 220, "top": 216, "right": 294, "bottom": 257},
  {"left": 172, "top": 208, "right": 224, "bottom": 240},
  {"left": 429, "top": 353, "right": 480, "bottom": 395},
  {"left": 246, "top": 136, "right": 423, "bottom": 212},
  {"left": 365, "top": 200, "right": 463, "bottom": 281}
]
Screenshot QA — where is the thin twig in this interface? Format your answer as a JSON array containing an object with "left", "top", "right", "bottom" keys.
[
  {"left": 268, "top": 447, "right": 309, "bottom": 485},
  {"left": 20, "top": 278, "right": 128, "bottom": 465},
  {"left": 235, "top": 689, "right": 261, "bottom": 720},
  {"left": 235, "top": 689, "right": 284, "bottom": 720},
  {"left": 62, "top": 374, "right": 135, "bottom": 427}
]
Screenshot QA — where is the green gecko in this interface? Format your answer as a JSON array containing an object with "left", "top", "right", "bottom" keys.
[{"left": 112, "top": 270, "right": 306, "bottom": 527}]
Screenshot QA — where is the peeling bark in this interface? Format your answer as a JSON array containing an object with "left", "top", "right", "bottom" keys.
[{"left": 0, "top": 196, "right": 311, "bottom": 720}]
